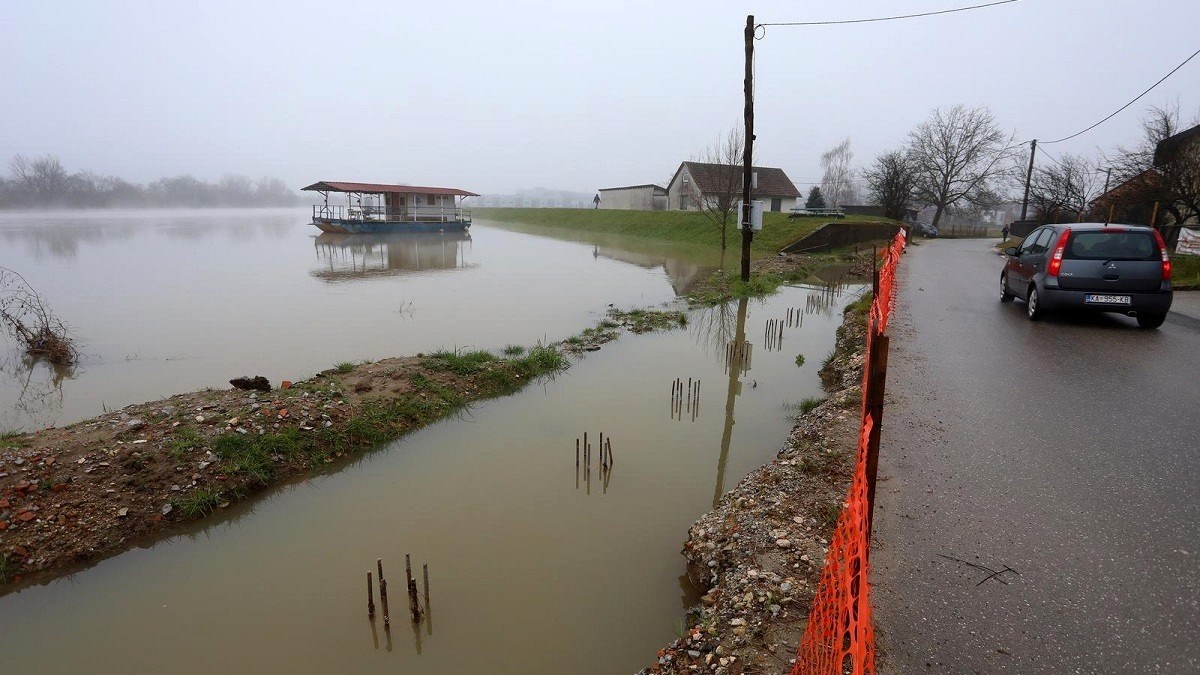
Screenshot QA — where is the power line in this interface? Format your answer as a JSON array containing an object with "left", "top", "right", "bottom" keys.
[
  {"left": 1042, "top": 46, "right": 1200, "bottom": 145},
  {"left": 756, "top": 0, "right": 1018, "bottom": 30}
]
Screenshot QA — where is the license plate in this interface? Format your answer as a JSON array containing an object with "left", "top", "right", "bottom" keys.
[{"left": 1085, "top": 294, "right": 1131, "bottom": 305}]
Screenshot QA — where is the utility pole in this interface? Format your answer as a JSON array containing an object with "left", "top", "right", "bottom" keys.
[
  {"left": 1020, "top": 139, "right": 1037, "bottom": 221},
  {"left": 1101, "top": 167, "right": 1112, "bottom": 196},
  {"left": 740, "top": 14, "right": 754, "bottom": 282}
]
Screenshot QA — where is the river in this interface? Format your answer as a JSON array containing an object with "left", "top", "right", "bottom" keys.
[{"left": 0, "top": 208, "right": 860, "bottom": 674}]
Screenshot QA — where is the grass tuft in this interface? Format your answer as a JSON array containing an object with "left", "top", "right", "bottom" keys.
[
  {"left": 174, "top": 488, "right": 223, "bottom": 518},
  {"left": 798, "top": 396, "right": 826, "bottom": 415},
  {"left": 794, "top": 353, "right": 806, "bottom": 367}
]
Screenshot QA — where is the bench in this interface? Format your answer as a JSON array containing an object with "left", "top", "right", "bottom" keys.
[{"left": 789, "top": 207, "right": 846, "bottom": 220}]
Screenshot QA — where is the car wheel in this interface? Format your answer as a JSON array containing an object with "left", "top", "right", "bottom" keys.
[
  {"left": 1000, "top": 274, "right": 1014, "bottom": 302},
  {"left": 1026, "top": 286, "right": 1043, "bottom": 321},
  {"left": 1136, "top": 312, "right": 1166, "bottom": 329}
]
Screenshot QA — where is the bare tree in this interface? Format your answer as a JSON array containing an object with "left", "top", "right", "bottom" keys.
[
  {"left": 8, "top": 154, "right": 69, "bottom": 206},
  {"left": 906, "top": 105, "right": 1014, "bottom": 228},
  {"left": 690, "top": 127, "right": 745, "bottom": 250},
  {"left": 819, "top": 137, "right": 859, "bottom": 207},
  {"left": 0, "top": 267, "right": 79, "bottom": 366},
  {"left": 1028, "top": 153, "right": 1106, "bottom": 223},
  {"left": 1104, "top": 104, "right": 1200, "bottom": 225},
  {"left": 862, "top": 150, "right": 916, "bottom": 220}
]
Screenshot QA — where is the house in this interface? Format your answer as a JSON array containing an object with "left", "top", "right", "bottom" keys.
[
  {"left": 666, "top": 162, "right": 801, "bottom": 214},
  {"left": 597, "top": 184, "right": 668, "bottom": 210}
]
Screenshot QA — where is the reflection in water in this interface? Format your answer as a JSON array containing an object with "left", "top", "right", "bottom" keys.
[
  {"left": 311, "top": 232, "right": 473, "bottom": 281},
  {"left": 0, "top": 355, "right": 71, "bottom": 430},
  {"left": 714, "top": 297, "right": 750, "bottom": 508},
  {"left": 592, "top": 247, "right": 713, "bottom": 296}
]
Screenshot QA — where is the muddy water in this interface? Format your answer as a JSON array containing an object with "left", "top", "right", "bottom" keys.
[
  {"left": 0, "top": 209, "right": 861, "bottom": 674},
  {"left": 0, "top": 209, "right": 717, "bottom": 430}
]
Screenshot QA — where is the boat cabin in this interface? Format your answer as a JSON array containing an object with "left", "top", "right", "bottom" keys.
[{"left": 301, "top": 180, "right": 479, "bottom": 234}]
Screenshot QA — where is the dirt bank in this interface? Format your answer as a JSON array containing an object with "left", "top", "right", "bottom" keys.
[
  {"left": 0, "top": 309, "right": 683, "bottom": 591},
  {"left": 640, "top": 297, "right": 869, "bottom": 675}
]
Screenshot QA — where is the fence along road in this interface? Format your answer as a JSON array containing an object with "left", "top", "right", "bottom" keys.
[{"left": 870, "top": 237, "right": 1200, "bottom": 673}]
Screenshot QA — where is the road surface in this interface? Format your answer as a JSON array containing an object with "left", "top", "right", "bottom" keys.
[{"left": 871, "top": 237, "right": 1199, "bottom": 673}]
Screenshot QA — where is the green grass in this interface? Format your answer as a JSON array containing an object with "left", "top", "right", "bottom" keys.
[
  {"left": 794, "top": 354, "right": 806, "bottom": 367},
  {"left": 846, "top": 292, "right": 873, "bottom": 317},
  {"left": 474, "top": 208, "right": 886, "bottom": 257},
  {"left": 0, "top": 429, "right": 23, "bottom": 449},
  {"left": 798, "top": 396, "right": 826, "bottom": 415},
  {"left": 174, "top": 488, "right": 224, "bottom": 518},
  {"left": 1173, "top": 254, "right": 1200, "bottom": 288},
  {"left": 502, "top": 344, "right": 525, "bottom": 356},
  {"left": 0, "top": 553, "right": 14, "bottom": 584},
  {"left": 334, "top": 361, "right": 357, "bottom": 374},
  {"left": 424, "top": 349, "right": 497, "bottom": 375},
  {"left": 167, "top": 427, "right": 204, "bottom": 459}
]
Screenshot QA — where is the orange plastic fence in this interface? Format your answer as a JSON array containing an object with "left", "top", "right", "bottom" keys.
[{"left": 792, "top": 230, "right": 906, "bottom": 675}]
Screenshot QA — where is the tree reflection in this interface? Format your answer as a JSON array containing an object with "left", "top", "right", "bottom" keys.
[{"left": 0, "top": 352, "right": 72, "bottom": 430}]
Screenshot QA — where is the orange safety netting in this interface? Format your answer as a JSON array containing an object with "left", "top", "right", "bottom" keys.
[{"left": 792, "top": 230, "right": 906, "bottom": 675}]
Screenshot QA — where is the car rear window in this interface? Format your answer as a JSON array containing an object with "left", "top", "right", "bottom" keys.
[{"left": 1065, "top": 231, "right": 1157, "bottom": 260}]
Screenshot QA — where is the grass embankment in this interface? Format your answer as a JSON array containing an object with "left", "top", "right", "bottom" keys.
[
  {"left": 1174, "top": 254, "right": 1200, "bottom": 289},
  {"left": 474, "top": 207, "right": 886, "bottom": 258}
]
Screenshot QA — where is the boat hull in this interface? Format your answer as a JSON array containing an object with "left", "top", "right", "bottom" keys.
[{"left": 313, "top": 219, "right": 470, "bottom": 234}]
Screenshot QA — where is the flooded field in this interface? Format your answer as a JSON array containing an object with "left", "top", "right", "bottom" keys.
[{"left": 0, "top": 209, "right": 860, "bottom": 673}]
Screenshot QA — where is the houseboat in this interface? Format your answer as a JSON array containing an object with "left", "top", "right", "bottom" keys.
[{"left": 302, "top": 181, "right": 479, "bottom": 233}]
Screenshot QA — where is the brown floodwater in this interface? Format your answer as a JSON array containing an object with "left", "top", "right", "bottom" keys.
[{"left": 0, "top": 209, "right": 860, "bottom": 674}]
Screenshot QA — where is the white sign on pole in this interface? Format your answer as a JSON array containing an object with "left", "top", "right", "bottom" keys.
[{"left": 1177, "top": 228, "right": 1200, "bottom": 256}]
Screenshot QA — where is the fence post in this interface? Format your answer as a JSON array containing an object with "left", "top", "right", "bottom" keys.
[{"left": 864, "top": 333, "right": 890, "bottom": 544}]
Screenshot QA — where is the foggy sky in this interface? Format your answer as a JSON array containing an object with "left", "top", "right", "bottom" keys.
[{"left": 2, "top": 0, "right": 1198, "bottom": 196}]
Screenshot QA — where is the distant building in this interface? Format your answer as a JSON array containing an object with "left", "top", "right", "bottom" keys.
[
  {"left": 597, "top": 184, "right": 668, "bottom": 210},
  {"left": 666, "top": 162, "right": 801, "bottom": 213}
]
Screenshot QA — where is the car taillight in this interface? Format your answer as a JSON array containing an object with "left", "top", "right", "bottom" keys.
[
  {"left": 1047, "top": 230, "right": 1071, "bottom": 277},
  {"left": 1153, "top": 229, "right": 1172, "bottom": 280}
]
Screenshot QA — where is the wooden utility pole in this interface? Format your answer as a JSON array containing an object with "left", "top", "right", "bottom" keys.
[
  {"left": 741, "top": 15, "right": 755, "bottom": 282},
  {"left": 1020, "top": 139, "right": 1037, "bottom": 221}
]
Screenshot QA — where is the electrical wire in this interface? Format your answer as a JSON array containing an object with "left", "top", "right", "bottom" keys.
[
  {"left": 1042, "top": 46, "right": 1200, "bottom": 145},
  {"left": 756, "top": 0, "right": 1018, "bottom": 31}
]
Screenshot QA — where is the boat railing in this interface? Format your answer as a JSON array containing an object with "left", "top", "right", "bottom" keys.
[{"left": 312, "top": 204, "right": 471, "bottom": 223}]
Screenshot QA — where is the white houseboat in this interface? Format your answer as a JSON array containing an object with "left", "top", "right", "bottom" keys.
[{"left": 302, "top": 181, "right": 478, "bottom": 233}]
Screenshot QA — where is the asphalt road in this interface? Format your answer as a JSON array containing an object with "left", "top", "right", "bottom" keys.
[{"left": 871, "top": 238, "right": 1199, "bottom": 674}]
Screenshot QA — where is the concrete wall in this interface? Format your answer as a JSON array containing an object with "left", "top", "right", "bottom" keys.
[{"left": 599, "top": 186, "right": 664, "bottom": 210}]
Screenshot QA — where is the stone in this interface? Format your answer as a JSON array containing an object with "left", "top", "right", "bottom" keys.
[
  {"left": 161, "top": 503, "right": 173, "bottom": 516},
  {"left": 117, "top": 507, "right": 129, "bottom": 517},
  {"left": 229, "top": 376, "right": 271, "bottom": 392},
  {"left": 17, "top": 510, "right": 36, "bottom": 522},
  {"left": 776, "top": 539, "right": 791, "bottom": 547}
]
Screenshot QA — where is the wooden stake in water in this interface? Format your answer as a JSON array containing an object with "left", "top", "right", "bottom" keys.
[
  {"left": 380, "top": 577, "right": 391, "bottom": 626},
  {"left": 367, "top": 571, "right": 375, "bottom": 618},
  {"left": 406, "top": 554, "right": 421, "bottom": 622},
  {"left": 423, "top": 563, "right": 430, "bottom": 614}
]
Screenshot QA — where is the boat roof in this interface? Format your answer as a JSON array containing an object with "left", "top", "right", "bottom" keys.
[{"left": 302, "top": 181, "right": 479, "bottom": 197}]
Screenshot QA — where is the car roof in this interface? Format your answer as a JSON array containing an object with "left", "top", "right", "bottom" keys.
[{"left": 1049, "top": 223, "right": 1155, "bottom": 232}]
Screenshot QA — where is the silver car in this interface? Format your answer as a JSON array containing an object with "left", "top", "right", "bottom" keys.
[{"left": 1001, "top": 223, "right": 1173, "bottom": 328}]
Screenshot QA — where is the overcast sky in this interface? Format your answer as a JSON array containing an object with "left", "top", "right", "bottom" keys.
[{"left": 2, "top": 0, "right": 1197, "bottom": 196}]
